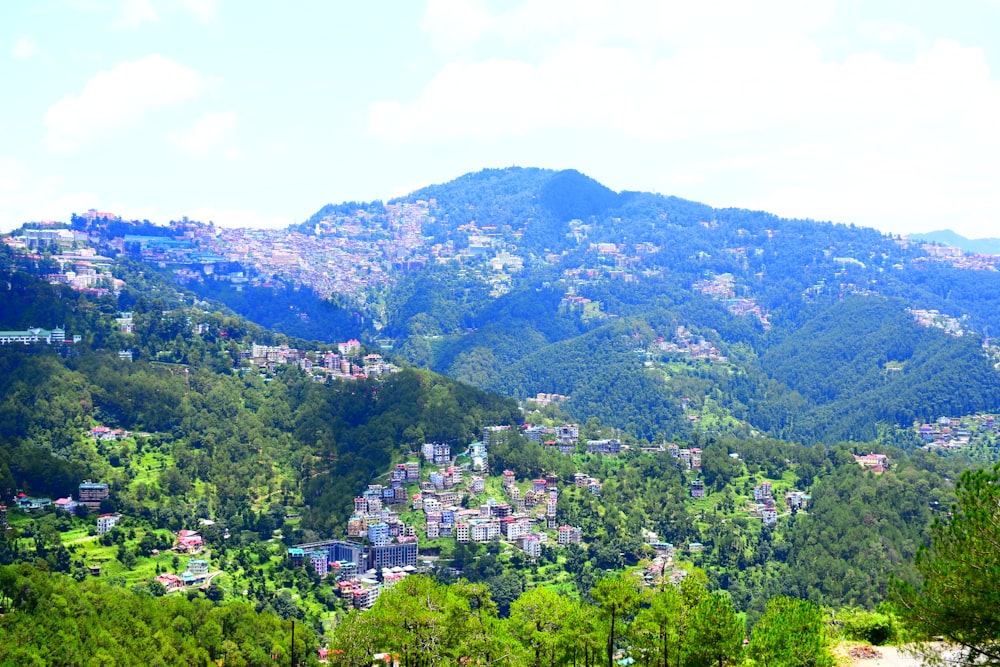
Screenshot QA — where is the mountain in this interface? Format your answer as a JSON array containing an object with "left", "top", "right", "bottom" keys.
[
  {"left": 37, "top": 166, "right": 1000, "bottom": 445},
  {"left": 2, "top": 187, "right": 997, "bottom": 648},
  {"left": 0, "top": 247, "right": 521, "bottom": 536},
  {"left": 378, "top": 168, "right": 1000, "bottom": 443},
  {"left": 906, "top": 229, "right": 1000, "bottom": 255}
]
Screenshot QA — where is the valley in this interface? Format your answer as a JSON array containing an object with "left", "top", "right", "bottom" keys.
[{"left": 3, "top": 168, "right": 1000, "bottom": 664}]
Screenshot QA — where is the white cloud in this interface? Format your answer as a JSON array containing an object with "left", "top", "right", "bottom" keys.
[
  {"left": 11, "top": 36, "right": 40, "bottom": 59},
  {"left": 367, "top": 1, "right": 1000, "bottom": 238},
  {"left": 0, "top": 157, "right": 101, "bottom": 231},
  {"left": 43, "top": 54, "right": 214, "bottom": 154},
  {"left": 377, "top": 6, "right": 999, "bottom": 145},
  {"left": 421, "top": 0, "right": 834, "bottom": 56},
  {"left": 176, "top": 0, "right": 219, "bottom": 22},
  {"left": 181, "top": 204, "right": 292, "bottom": 229},
  {"left": 421, "top": 0, "right": 495, "bottom": 55},
  {"left": 387, "top": 180, "right": 432, "bottom": 199},
  {"left": 112, "top": 0, "right": 160, "bottom": 29},
  {"left": 856, "top": 19, "right": 926, "bottom": 48},
  {"left": 0, "top": 157, "right": 30, "bottom": 196},
  {"left": 169, "top": 111, "right": 237, "bottom": 156}
]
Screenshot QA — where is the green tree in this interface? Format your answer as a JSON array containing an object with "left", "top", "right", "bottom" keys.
[
  {"left": 631, "top": 584, "right": 683, "bottom": 667},
  {"left": 146, "top": 579, "right": 167, "bottom": 597},
  {"left": 592, "top": 574, "right": 642, "bottom": 667},
  {"left": 893, "top": 464, "right": 1000, "bottom": 665},
  {"left": 686, "top": 591, "right": 744, "bottom": 667},
  {"left": 509, "top": 586, "right": 573, "bottom": 667},
  {"left": 749, "top": 596, "right": 833, "bottom": 667},
  {"left": 331, "top": 610, "right": 379, "bottom": 667},
  {"left": 365, "top": 575, "right": 453, "bottom": 667},
  {"left": 449, "top": 581, "right": 521, "bottom": 666}
]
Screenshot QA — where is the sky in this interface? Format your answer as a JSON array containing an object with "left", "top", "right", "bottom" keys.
[{"left": 3, "top": 1, "right": 1000, "bottom": 239}]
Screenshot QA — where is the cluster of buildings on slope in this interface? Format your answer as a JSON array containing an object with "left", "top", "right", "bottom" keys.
[
  {"left": 285, "top": 432, "right": 590, "bottom": 610},
  {"left": 89, "top": 425, "right": 134, "bottom": 441},
  {"left": 64, "top": 200, "right": 526, "bottom": 304},
  {"left": 692, "top": 273, "right": 771, "bottom": 330},
  {"left": 668, "top": 443, "right": 703, "bottom": 470},
  {"left": 7, "top": 481, "right": 123, "bottom": 542},
  {"left": 554, "top": 238, "right": 664, "bottom": 289},
  {"left": 907, "top": 308, "right": 968, "bottom": 337},
  {"left": 571, "top": 472, "right": 603, "bottom": 496},
  {"left": 242, "top": 340, "right": 397, "bottom": 381},
  {"left": 413, "top": 441, "right": 568, "bottom": 554},
  {"left": 916, "top": 414, "right": 997, "bottom": 450},
  {"left": 0, "top": 326, "right": 80, "bottom": 346},
  {"left": 641, "top": 533, "right": 691, "bottom": 588},
  {"left": 747, "top": 481, "right": 810, "bottom": 526},
  {"left": 667, "top": 443, "right": 811, "bottom": 528},
  {"left": 157, "top": 526, "right": 239, "bottom": 592},
  {"left": 12, "top": 480, "right": 110, "bottom": 513},
  {"left": 3, "top": 228, "right": 124, "bottom": 297},
  {"left": 155, "top": 557, "right": 211, "bottom": 593},
  {"left": 656, "top": 326, "right": 728, "bottom": 364},
  {"left": 528, "top": 392, "right": 568, "bottom": 407},
  {"left": 801, "top": 277, "right": 880, "bottom": 303},
  {"left": 854, "top": 453, "right": 890, "bottom": 473},
  {"left": 197, "top": 227, "right": 393, "bottom": 301},
  {"left": 523, "top": 423, "right": 578, "bottom": 454},
  {"left": 912, "top": 243, "right": 1000, "bottom": 271}
]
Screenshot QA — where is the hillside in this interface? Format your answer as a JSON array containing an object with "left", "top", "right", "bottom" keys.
[
  {"left": 906, "top": 229, "right": 1000, "bottom": 255},
  {"left": 381, "top": 169, "right": 1000, "bottom": 442},
  {"left": 0, "top": 253, "right": 520, "bottom": 535},
  {"left": 4, "top": 203, "right": 1000, "bottom": 656},
  {"left": 21, "top": 168, "right": 1000, "bottom": 445}
]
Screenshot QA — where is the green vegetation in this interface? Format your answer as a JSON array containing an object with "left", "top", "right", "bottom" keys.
[
  {"left": 0, "top": 563, "right": 317, "bottom": 666},
  {"left": 330, "top": 571, "right": 754, "bottom": 667},
  {"left": 6, "top": 169, "right": 1000, "bottom": 663},
  {"left": 894, "top": 462, "right": 1000, "bottom": 665}
]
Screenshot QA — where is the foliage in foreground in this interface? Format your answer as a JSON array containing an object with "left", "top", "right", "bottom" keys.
[
  {"left": 329, "top": 573, "right": 835, "bottom": 667},
  {"left": 893, "top": 462, "right": 1000, "bottom": 666},
  {"left": 0, "top": 563, "right": 318, "bottom": 667}
]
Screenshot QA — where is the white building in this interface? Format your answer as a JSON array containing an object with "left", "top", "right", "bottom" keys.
[
  {"left": 520, "top": 535, "right": 541, "bottom": 558},
  {"left": 97, "top": 513, "right": 119, "bottom": 535}
]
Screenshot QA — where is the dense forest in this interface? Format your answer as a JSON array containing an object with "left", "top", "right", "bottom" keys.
[
  {"left": 0, "top": 249, "right": 521, "bottom": 541},
  {"left": 0, "top": 564, "right": 317, "bottom": 666},
  {"left": 5, "top": 168, "right": 1000, "bottom": 661},
  {"left": 0, "top": 347, "right": 520, "bottom": 537}
]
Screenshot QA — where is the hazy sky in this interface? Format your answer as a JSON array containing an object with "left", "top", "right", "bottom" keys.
[{"left": 4, "top": 1, "right": 1000, "bottom": 238}]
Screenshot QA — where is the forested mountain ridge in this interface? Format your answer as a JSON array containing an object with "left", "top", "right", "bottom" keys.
[
  {"left": 0, "top": 258, "right": 979, "bottom": 630},
  {"left": 371, "top": 168, "right": 1000, "bottom": 443},
  {"left": 20, "top": 166, "right": 1000, "bottom": 444},
  {"left": 4, "top": 193, "right": 1000, "bottom": 662},
  {"left": 0, "top": 246, "right": 520, "bottom": 537}
]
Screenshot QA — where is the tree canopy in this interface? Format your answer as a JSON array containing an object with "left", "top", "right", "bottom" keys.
[{"left": 894, "top": 463, "right": 1000, "bottom": 665}]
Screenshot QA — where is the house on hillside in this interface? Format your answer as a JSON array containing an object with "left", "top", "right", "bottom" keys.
[
  {"left": 558, "top": 525, "right": 583, "bottom": 546},
  {"left": 156, "top": 573, "right": 185, "bottom": 593},
  {"left": 78, "top": 481, "right": 109, "bottom": 510},
  {"left": 854, "top": 453, "right": 889, "bottom": 473},
  {"left": 54, "top": 497, "right": 79, "bottom": 513},
  {"left": 175, "top": 529, "right": 203, "bottom": 553},
  {"left": 586, "top": 439, "right": 621, "bottom": 455},
  {"left": 97, "top": 513, "right": 119, "bottom": 535},
  {"left": 689, "top": 447, "right": 702, "bottom": 468},
  {"left": 761, "top": 502, "right": 778, "bottom": 526},
  {"left": 753, "top": 481, "right": 773, "bottom": 501},
  {"left": 785, "top": 491, "right": 809, "bottom": 510}
]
